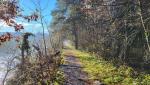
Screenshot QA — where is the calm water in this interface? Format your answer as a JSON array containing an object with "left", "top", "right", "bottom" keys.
[
  {"left": 0, "top": 53, "right": 10, "bottom": 84},
  {"left": 0, "top": 50, "right": 19, "bottom": 84}
]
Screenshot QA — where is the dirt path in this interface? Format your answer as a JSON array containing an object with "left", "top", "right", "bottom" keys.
[
  {"left": 61, "top": 55, "right": 91, "bottom": 85},
  {"left": 60, "top": 53, "right": 103, "bottom": 85}
]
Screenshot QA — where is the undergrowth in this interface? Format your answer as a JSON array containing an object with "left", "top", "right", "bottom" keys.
[
  {"left": 6, "top": 53, "right": 64, "bottom": 85},
  {"left": 63, "top": 50, "right": 150, "bottom": 85}
]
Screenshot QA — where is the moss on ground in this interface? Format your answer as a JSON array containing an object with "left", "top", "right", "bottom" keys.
[{"left": 63, "top": 50, "right": 150, "bottom": 85}]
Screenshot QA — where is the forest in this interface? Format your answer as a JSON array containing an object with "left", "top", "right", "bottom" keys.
[{"left": 0, "top": 0, "right": 150, "bottom": 85}]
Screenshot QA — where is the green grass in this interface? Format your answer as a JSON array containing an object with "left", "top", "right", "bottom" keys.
[{"left": 64, "top": 50, "right": 150, "bottom": 85}]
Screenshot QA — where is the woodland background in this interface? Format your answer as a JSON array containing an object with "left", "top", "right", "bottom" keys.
[{"left": 0, "top": 0, "right": 149, "bottom": 85}]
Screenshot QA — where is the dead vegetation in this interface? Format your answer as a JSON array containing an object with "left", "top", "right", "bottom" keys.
[{"left": 6, "top": 48, "right": 64, "bottom": 85}]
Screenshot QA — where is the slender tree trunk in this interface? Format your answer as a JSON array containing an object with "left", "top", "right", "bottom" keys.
[
  {"left": 39, "top": 12, "right": 47, "bottom": 56},
  {"left": 73, "top": 22, "right": 79, "bottom": 49},
  {"left": 21, "top": 48, "right": 25, "bottom": 69},
  {"left": 138, "top": 0, "right": 150, "bottom": 53}
]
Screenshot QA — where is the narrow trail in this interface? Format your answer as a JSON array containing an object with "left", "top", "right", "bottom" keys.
[
  {"left": 61, "top": 53, "right": 102, "bottom": 85},
  {"left": 61, "top": 55, "right": 90, "bottom": 85}
]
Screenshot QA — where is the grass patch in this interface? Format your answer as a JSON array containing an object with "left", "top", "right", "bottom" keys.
[{"left": 63, "top": 50, "right": 150, "bottom": 85}]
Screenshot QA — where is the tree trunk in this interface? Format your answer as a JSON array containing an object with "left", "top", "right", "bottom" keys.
[{"left": 73, "top": 22, "right": 79, "bottom": 49}]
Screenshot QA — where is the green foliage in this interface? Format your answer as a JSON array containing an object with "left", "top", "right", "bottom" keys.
[
  {"left": 140, "top": 75, "right": 150, "bottom": 85},
  {"left": 65, "top": 50, "right": 150, "bottom": 85},
  {"left": 54, "top": 71, "right": 65, "bottom": 85}
]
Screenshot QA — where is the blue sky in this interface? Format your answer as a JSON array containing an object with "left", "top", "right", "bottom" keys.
[{"left": 0, "top": 0, "right": 56, "bottom": 33}]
